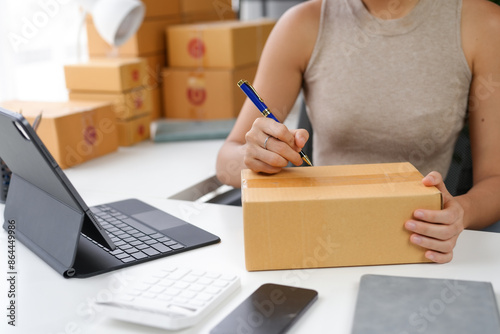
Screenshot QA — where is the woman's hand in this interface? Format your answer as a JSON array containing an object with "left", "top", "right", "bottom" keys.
[
  {"left": 404, "top": 171, "right": 465, "bottom": 263},
  {"left": 243, "top": 117, "right": 309, "bottom": 174}
]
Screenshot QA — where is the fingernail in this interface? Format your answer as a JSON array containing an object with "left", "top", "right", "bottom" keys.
[
  {"left": 425, "top": 175, "right": 435, "bottom": 183},
  {"left": 412, "top": 235, "right": 422, "bottom": 244},
  {"left": 414, "top": 210, "right": 424, "bottom": 219},
  {"left": 406, "top": 221, "right": 416, "bottom": 231},
  {"left": 426, "top": 252, "right": 435, "bottom": 261}
]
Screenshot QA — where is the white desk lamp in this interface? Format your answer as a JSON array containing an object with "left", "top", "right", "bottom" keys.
[{"left": 77, "top": 0, "right": 145, "bottom": 47}]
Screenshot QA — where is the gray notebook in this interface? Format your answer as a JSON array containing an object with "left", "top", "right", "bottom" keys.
[{"left": 351, "top": 274, "right": 500, "bottom": 334}]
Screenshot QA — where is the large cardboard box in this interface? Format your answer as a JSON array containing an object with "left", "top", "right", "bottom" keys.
[
  {"left": 0, "top": 100, "right": 118, "bottom": 169},
  {"left": 87, "top": 16, "right": 182, "bottom": 57},
  {"left": 64, "top": 58, "right": 147, "bottom": 93},
  {"left": 241, "top": 163, "right": 442, "bottom": 271},
  {"left": 69, "top": 87, "right": 152, "bottom": 120},
  {"left": 162, "top": 64, "right": 257, "bottom": 119},
  {"left": 167, "top": 19, "right": 275, "bottom": 68},
  {"left": 116, "top": 113, "right": 151, "bottom": 146}
]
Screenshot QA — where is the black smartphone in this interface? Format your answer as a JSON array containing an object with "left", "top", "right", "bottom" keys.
[{"left": 210, "top": 283, "right": 318, "bottom": 334}]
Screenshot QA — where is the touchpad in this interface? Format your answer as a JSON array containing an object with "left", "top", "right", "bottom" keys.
[{"left": 133, "top": 210, "right": 186, "bottom": 230}]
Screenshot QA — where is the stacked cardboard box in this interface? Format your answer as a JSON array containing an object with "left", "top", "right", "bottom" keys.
[
  {"left": 163, "top": 19, "right": 275, "bottom": 119},
  {"left": 85, "top": 0, "right": 236, "bottom": 121},
  {"left": 0, "top": 100, "right": 119, "bottom": 169},
  {"left": 86, "top": 1, "right": 183, "bottom": 120},
  {"left": 64, "top": 58, "right": 151, "bottom": 147}
]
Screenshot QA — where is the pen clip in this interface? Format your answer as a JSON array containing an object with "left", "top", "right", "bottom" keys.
[{"left": 237, "top": 80, "right": 265, "bottom": 103}]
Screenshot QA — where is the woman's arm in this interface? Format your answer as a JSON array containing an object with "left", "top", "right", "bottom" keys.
[
  {"left": 457, "top": 0, "right": 500, "bottom": 230},
  {"left": 216, "top": 0, "right": 321, "bottom": 187},
  {"left": 404, "top": 0, "right": 500, "bottom": 263}
]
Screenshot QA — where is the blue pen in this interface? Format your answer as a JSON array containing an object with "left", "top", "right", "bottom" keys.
[{"left": 237, "top": 79, "right": 313, "bottom": 166}]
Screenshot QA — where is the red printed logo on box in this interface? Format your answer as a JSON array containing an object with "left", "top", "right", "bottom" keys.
[
  {"left": 186, "top": 75, "right": 206, "bottom": 106},
  {"left": 134, "top": 96, "right": 143, "bottom": 109},
  {"left": 131, "top": 69, "right": 140, "bottom": 81},
  {"left": 187, "top": 38, "right": 205, "bottom": 59},
  {"left": 137, "top": 124, "right": 145, "bottom": 137},
  {"left": 84, "top": 126, "right": 97, "bottom": 146}
]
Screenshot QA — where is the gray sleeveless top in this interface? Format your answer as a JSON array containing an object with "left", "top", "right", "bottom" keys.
[{"left": 303, "top": 0, "right": 471, "bottom": 177}]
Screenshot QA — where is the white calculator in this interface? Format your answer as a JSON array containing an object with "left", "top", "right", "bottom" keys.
[{"left": 97, "top": 266, "right": 240, "bottom": 330}]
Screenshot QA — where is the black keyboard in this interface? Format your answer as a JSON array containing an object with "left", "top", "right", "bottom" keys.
[
  {"left": 84, "top": 205, "right": 185, "bottom": 263},
  {"left": 1, "top": 158, "right": 11, "bottom": 203}
]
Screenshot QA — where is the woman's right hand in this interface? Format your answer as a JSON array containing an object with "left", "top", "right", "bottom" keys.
[{"left": 243, "top": 117, "right": 310, "bottom": 174}]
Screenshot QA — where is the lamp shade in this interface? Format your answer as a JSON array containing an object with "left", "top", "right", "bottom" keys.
[{"left": 79, "top": 0, "right": 145, "bottom": 47}]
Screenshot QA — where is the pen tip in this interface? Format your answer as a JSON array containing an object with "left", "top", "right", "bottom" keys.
[{"left": 303, "top": 155, "right": 313, "bottom": 167}]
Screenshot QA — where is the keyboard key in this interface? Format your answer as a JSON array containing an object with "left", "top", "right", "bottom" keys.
[
  {"left": 115, "top": 253, "right": 130, "bottom": 260},
  {"left": 124, "top": 247, "right": 139, "bottom": 254},
  {"left": 110, "top": 249, "right": 124, "bottom": 256},
  {"left": 151, "top": 243, "right": 172, "bottom": 253},
  {"left": 130, "top": 252, "right": 147, "bottom": 260},
  {"left": 143, "top": 248, "right": 160, "bottom": 256}
]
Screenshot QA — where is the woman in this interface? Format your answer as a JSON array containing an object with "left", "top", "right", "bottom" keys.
[{"left": 216, "top": 0, "right": 500, "bottom": 263}]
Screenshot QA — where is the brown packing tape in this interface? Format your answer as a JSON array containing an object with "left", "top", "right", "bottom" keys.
[{"left": 244, "top": 171, "right": 424, "bottom": 189}]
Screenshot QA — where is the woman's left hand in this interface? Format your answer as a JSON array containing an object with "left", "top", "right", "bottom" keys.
[{"left": 404, "top": 171, "right": 465, "bottom": 263}]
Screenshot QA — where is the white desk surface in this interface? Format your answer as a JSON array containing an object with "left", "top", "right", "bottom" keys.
[{"left": 1, "top": 139, "right": 500, "bottom": 334}]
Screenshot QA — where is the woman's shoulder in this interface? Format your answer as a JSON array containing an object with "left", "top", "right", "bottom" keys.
[
  {"left": 461, "top": 0, "right": 500, "bottom": 72},
  {"left": 462, "top": 0, "right": 500, "bottom": 37},
  {"left": 274, "top": 0, "right": 322, "bottom": 31}
]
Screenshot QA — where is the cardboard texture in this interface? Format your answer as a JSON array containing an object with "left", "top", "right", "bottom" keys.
[
  {"left": 182, "top": 8, "right": 237, "bottom": 23},
  {"left": 116, "top": 113, "right": 151, "bottom": 146},
  {"left": 64, "top": 58, "right": 147, "bottom": 93},
  {"left": 69, "top": 87, "right": 152, "bottom": 120},
  {"left": 241, "top": 163, "right": 442, "bottom": 271},
  {"left": 167, "top": 19, "right": 276, "bottom": 68},
  {"left": 87, "top": 16, "right": 182, "bottom": 57},
  {"left": 162, "top": 64, "right": 257, "bottom": 119},
  {"left": 141, "top": 53, "right": 166, "bottom": 83},
  {"left": 150, "top": 86, "right": 163, "bottom": 119},
  {"left": 0, "top": 100, "right": 118, "bottom": 169},
  {"left": 180, "top": 0, "right": 232, "bottom": 14},
  {"left": 141, "top": 0, "right": 180, "bottom": 18}
]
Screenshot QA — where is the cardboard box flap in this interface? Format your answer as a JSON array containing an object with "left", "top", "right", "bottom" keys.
[{"left": 242, "top": 163, "right": 442, "bottom": 203}]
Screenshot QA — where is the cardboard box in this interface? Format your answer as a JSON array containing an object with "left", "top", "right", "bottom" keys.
[
  {"left": 150, "top": 86, "right": 163, "bottom": 120},
  {"left": 87, "top": 16, "right": 182, "bottom": 57},
  {"left": 141, "top": 53, "right": 166, "bottom": 84},
  {"left": 182, "top": 8, "right": 237, "bottom": 23},
  {"left": 241, "top": 163, "right": 442, "bottom": 271},
  {"left": 116, "top": 113, "right": 151, "bottom": 146},
  {"left": 167, "top": 19, "right": 275, "bottom": 68},
  {"left": 142, "top": 0, "right": 180, "bottom": 18},
  {"left": 162, "top": 64, "right": 257, "bottom": 119},
  {"left": 64, "top": 58, "right": 147, "bottom": 93},
  {"left": 0, "top": 100, "right": 118, "bottom": 169},
  {"left": 69, "top": 87, "right": 152, "bottom": 120},
  {"left": 180, "top": 0, "right": 232, "bottom": 15}
]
